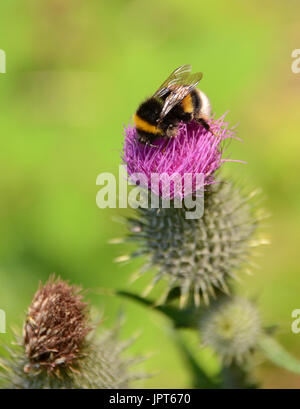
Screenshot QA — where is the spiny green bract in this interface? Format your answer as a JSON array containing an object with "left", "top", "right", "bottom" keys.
[
  {"left": 128, "top": 182, "right": 265, "bottom": 307},
  {"left": 0, "top": 329, "right": 141, "bottom": 389}
]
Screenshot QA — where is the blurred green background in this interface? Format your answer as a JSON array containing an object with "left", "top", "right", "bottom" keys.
[{"left": 0, "top": 0, "right": 299, "bottom": 388}]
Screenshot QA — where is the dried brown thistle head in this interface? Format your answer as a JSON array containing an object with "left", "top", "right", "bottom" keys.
[{"left": 23, "top": 276, "right": 91, "bottom": 375}]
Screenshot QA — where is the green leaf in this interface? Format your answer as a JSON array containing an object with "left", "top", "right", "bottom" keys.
[
  {"left": 114, "top": 290, "right": 198, "bottom": 328},
  {"left": 258, "top": 334, "right": 300, "bottom": 374},
  {"left": 173, "top": 331, "right": 220, "bottom": 389}
]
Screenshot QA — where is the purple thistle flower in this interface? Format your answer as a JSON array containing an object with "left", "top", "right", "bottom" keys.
[{"left": 122, "top": 115, "right": 243, "bottom": 200}]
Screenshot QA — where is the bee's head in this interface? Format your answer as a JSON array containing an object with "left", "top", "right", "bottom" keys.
[{"left": 136, "top": 97, "right": 162, "bottom": 125}]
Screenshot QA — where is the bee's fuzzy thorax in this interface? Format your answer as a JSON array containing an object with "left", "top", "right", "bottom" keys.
[
  {"left": 133, "top": 114, "right": 161, "bottom": 136},
  {"left": 181, "top": 93, "right": 194, "bottom": 113}
]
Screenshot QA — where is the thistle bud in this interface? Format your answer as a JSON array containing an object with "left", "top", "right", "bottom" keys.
[
  {"left": 0, "top": 277, "right": 143, "bottom": 389},
  {"left": 200, "top": 297, "right": 262, "bottom": 364},
  {"left": 23, "top": 277, "right": 90, "bottom": 375}
]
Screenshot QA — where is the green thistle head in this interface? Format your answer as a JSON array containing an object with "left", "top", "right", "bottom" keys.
[
  {"left": 127, "top": 182, "right": 266, "bottom": 307},
  {"left": 200, "top": 296, "right": 262, "bottom": 364}
]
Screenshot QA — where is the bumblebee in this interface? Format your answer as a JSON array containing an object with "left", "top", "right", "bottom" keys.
[{"left": 134, "top": 65, "right": 212, "bottom": 145}]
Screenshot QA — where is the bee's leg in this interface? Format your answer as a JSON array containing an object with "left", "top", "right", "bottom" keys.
[
  {"left": 196, "top": 117, "right": 218, "bottom": 138},
  {"left": 197, "top": 117, "right": 210, "bottom": 131},
  {"left": 138, "top": 135, "right": 159, "bottom": 148},
  {"left": 147, "top": 142, "right": 159, "bottom": 148},
  {"left": 137, "top": 136, "right": 147, "bottom": 145}
]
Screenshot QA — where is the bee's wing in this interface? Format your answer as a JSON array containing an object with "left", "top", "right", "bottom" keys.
[
  {"left": 153, "top": 64, "right": 192, "bottom": 98},
  {"left": 154, "top": 67, "right": 203, "bottom": 119}
]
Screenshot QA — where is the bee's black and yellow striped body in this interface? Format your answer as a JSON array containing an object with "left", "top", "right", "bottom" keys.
[
  {"left": 134, "top": 88, "right": 211, "bottom": 145},
  {"left": 133, "top": 97, "right": 163, "bottom": 144}
]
